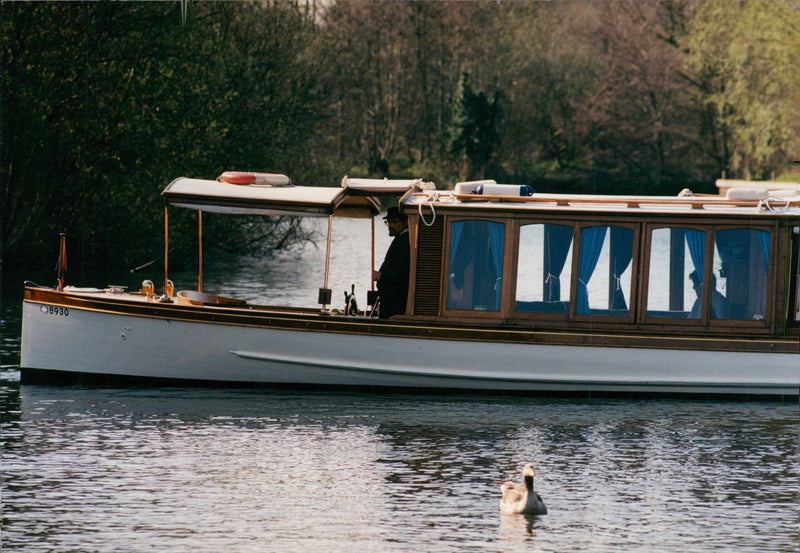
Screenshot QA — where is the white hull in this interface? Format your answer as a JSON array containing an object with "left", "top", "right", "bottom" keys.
[{"left": 21, "top": 298, "right": 800, "bottom": 397}]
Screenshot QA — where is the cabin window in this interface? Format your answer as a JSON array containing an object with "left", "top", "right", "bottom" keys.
[
  {"left": 576, "top": 225, "right": 634, "bottom": 316},
  {"left": 447, "top": 220, "right": 505, "bottom": 311},
  {"left": 714, "top": 228, "right": 770, "bottom": 320},
  {"left": 646, "top": 227, "right": 707, "bottom": 319},
  {"left": 515, "top": 223, "right": 573, "bottom": 313}
]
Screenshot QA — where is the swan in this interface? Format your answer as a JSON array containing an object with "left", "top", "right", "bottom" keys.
[{"left": 499, "top": 464, "right": 547, "bottom": 515}]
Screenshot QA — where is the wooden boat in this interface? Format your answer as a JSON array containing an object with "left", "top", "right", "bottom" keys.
[{"left": 20, "top": 175, "right": 800, "bottom": 399}]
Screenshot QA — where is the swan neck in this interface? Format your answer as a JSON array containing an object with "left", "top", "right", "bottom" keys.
[{"left": 524, "top": 474, "right": 534, "bottom": 491}]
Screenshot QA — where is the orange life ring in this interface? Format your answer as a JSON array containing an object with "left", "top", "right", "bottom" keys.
[
  {"left": 218, "top": 171, "right": 257, "bottom": 185},
  {"left": 217, "top": 171, "right": 292, "bottom": 186}
]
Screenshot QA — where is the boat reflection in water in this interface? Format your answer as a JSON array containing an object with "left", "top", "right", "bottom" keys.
[{"left": 20, "top": 174, "right": 800, "bottom": 399}]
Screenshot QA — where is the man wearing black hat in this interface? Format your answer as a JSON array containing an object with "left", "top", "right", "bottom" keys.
[
  {"left": 688, "top": 270, "right": 727, "bottom": 319},
  {"left": 373, "top": 206, "right": 410, "bottom": 318}
]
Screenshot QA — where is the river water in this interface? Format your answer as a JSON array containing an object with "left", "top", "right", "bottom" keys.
[{"left": 2, "top": 218, "right": 799, "bottom": 552}]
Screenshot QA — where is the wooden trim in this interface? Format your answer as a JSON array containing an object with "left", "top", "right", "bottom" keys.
[
  {"left": 699, "top": 227, "right": 715, "bottom": 323},
  {"left": 410, "top": 214, "right": 445, "bottom": 317},
  {"left": 425, "top": 214, "right": 791, "bottom": 332},
  {"left": 500, "top": 219, "right": 517, "bottom": 319},
  {"left": 26, "top": 214, "right": 798, "bottom": 347},
  {"left": 406, "top": 215, "right": 417, "bottom": 316},
  {"left": 453, "top": 191, "right": 800, "bottom": 210},
  {"left": 24, "top": 287, "right": 799, "bottom": 354},
  {"left": 634, "top": 221, "right": 651, "bottom": 323},
  {"left": 420, "top": 199, "right": 799, "bottom": 228},
  {"left": 440, "top": 215, "right": 512, "bottom": 319},
  {"left": 569, "top": 220, "right": 640, "bottom": 323},
  {"left": 784, "top": 227, "right": 799, "bottom": 331}
]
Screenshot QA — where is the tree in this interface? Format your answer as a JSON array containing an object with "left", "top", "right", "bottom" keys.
[
  {"left": 589, "top": 1, "right": 703, "bottom": 192},
  {"left": 2, "top": 2, "right": 327, "bottom": 286},
  {"left": 317, "top": 0, "right": 509, "bottom": 179},
  {"left": 498, "top": 3, "right": 599, "bottom": 170},
  {"left": 683, "top": 0, "right": 800, "bottom": 179},
  {"left": 449, "top": 72, "right": 503, "bottom": 181},
  {"left": 317, "top": 0, "right": 413, "bottom": 175}
]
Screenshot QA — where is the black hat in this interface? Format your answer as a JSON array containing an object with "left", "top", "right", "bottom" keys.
[
  {"left": 689, "top": 270, "right": 716, "bottom": 285},
  {"left": 383, "top": 206, "right": 407, "bottom": 222}
]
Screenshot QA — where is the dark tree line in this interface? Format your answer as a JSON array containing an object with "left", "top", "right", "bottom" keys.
[
  {"left": 2, "top": 0, "right": 799, "bottom": 290},
  {"left": 2, "top": 2, "right": 325, "bottom": 287}
]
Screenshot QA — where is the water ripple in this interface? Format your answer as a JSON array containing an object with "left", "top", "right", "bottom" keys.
[{"left": 1, "top": 388, "right": 799, "bottom": 552}]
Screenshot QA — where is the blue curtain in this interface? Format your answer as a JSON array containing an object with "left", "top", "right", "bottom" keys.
[
  {"left": 714, "top": 229, "right": 739, "bottom": 279},
  {"left": 448, "top": 221, "right": 466, "bottom": 291},
  {"left": 446, "top": 221, "right": 467, "bottom": 309},
  {"left": 757, "top": 230, "right": 770, "bottom": 270},
  {"left": 685, "top": 229, "right": 705, "bottom": 278},
  {"left": 609, "top": 227, "right": 633, "bottom": 309},
  {"left": 488, "top": 223, "right": 505, "bottom": 311},
  {"left": 577, "top": 226, "right": 607, "bottom": 315},
  {"left": 449, "top": 222, "right": 465, "bottom": 272},
  {"left": 448, "top": 220, "right": 504, "bottom": 311},
  {"left": 713, "top": 229, "right": 743, "bottom": 319},
  {"left": 543, "top": 224, "right": 573, "bottom": 301}
]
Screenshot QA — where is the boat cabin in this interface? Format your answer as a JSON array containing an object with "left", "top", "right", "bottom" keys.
[
  {"left": 163, "top": 175, "right": 800, "bottom": 341},
  {"left": 399, "top": 184, "right": 799, "bottom": 339}
]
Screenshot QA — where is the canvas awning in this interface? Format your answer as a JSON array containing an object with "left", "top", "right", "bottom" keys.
[
  {"left": 340, "top": 176, "right": 433, "bottom": 196},
  {"left": 162, "top": 176, "right": 431, "bottom": 218}
]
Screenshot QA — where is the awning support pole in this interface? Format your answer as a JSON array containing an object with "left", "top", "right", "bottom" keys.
[
  {"left": 198, "top": 210, "right": 203, "bottom": 292},
  {"left": 324, "top": 215, "right": 332, "bottom": 290},
  {"left": 318, "top": 214, "right": 333, "bottom": 311},
  {"left": 164, "top": 206, "right": 169, "bottom": 293},
  {"left": 160, "top": 206, "right": 173, "bottom": 302}
]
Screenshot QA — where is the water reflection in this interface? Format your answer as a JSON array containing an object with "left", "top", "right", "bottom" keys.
[
  {"left": 1, "top": 300, "right": 22, "bottom": 428},
  {"left": 2, "top": 219, "right": 800, "bottom": 552},
  {"left": 1, "top": 386, "right": 798, "bottom": 552},
  {"left": 498, "top": 513, "right": 540, "bottom": 542}
]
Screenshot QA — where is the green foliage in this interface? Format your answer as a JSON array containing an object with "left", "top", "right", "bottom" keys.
[
  {"left": 777, "top": 172, "right": 800, "bottom": 183},
  {"left": 2, "top": 2, "right": 327, "bottom": 284},
  {"left": 683, "top": 0, "right": 800, "bottom": 179}
]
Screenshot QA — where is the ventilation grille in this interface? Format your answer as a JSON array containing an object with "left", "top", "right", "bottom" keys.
[{"left": 414, "top": 218, "right": 444, "bottom": 316}]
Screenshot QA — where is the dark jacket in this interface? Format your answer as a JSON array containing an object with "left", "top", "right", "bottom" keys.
[{"left": 378, "top": 230, "right": 410, "bottom": 318}]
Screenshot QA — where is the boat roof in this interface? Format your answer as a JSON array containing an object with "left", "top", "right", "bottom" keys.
[
  {"left": 163, "top": 175, "right": 800, "bottom": 219},
  {"left": 162, "top": 176, "right": 432, "bottom": 218},
  {"left": 401, "top": 188, "right": 800, "bottom": 218}
]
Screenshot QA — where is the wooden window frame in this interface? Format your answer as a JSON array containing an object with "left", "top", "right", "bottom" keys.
[
  {"left": 707, "top": 223, "right": 776, "bottom": 331},
  {"left": 639, "top": 221, "right": 776, "bottom": 332},
  {"left": 433, "top": 211, "right": 783, "bottom": 335},
  {"left": 440, "top": 216, "right": 515, "bottom": 322},
  {"left": 510, "top": 218, "right": 577, "bottom": 322},
  {"left": 569, "top": 219, "right": 641, "bottom": 324}
]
